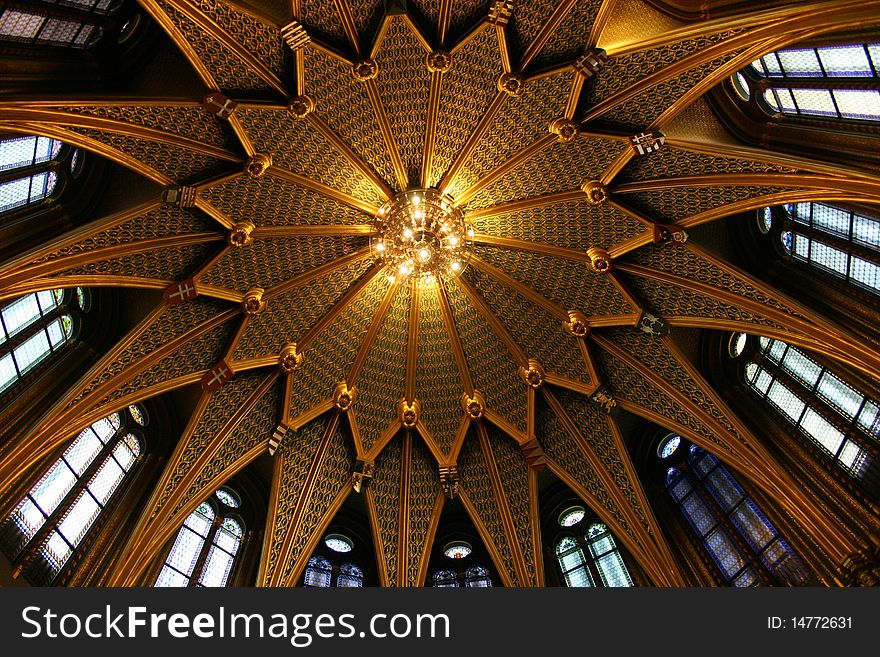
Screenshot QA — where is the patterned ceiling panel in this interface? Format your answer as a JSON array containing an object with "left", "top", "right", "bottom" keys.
[
  {"left": 236, "top": 107, "right": 385, "bottom": 204},
  {"left": 446, "top": 71, "right": 575, "bottom": 199},
  {"left": 375, "top": 18, "right": 432, "bottom": 187},
  {"left": 617, "top": 184, "right": 790, "bottom": 224},
  {"left": 616, "top": 146, "right": 798, "bottom": 183},
  {"left": 353, "top": 283, "right": 411, "bottom": 453},
  {"left": 473, "top": 198, "right": 648, "bottom": 251},
  {"left": 154, "top": 0, "right": 281, "bottom": 99},
  {"left": 473, "top": 244, "right": 634, "bottom": 317},
  {"left": 57, "top": 243, "right": 218, "bottom": 283},
  {"left": 428, "top": 25, "right": 501, "bottom": 187},
  {"left": 304, "top": 48, "right": 398, "bottom": 188},
  {"left": 446, "top": 278, "right": 527, "bottom": 433},
  {"left": 286, "top": 273, "right": 391, "bottom": 419},
  {"left": 199, "top": 235, "right": 368, "bottom": 292},
  {"left": 416, "top": 285, "right": 465, "bottom": 457},
  {"left": 232, "top": 257, "right": 376, "bottom": 360},
  {"left": 199, "top": 173, "right": 374, "bottom": 227},
  {"left": 464, "top": 266, "right": 592, "bottom": 385},
  {"left": 530, "top": 1, "right": 604, "bottom": 71},
  {"left": 465, "top": 136, "right": 624, "bottom": 210}
]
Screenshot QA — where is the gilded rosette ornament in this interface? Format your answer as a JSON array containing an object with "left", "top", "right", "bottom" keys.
[
  {"left": 245, "top": 153, "right": 272, "bottom": 178},
  {"left": 397, "top": 399, "right": 421, "bottom": 428},
  {"left": 587, "top": 247, "right": 613, "bottom": 273},
  {"left": 549, "top": 118, "right": 579, "bottom": 143},
  {"left": 564, "top": 310, "right": 590, "bottom": 337},
  {"left": 278, "top": 343, "right": 304, "bottom": 373},
  {"left": 228, "top": 220, "right": 255, "bottom": 248},
  {"left": 582, "top": 180, "right": 608, "bottom": 205},
  {"left": 241, "top": 288, "right": 267, "bottom": 315},
  {"left": 333, "top": 381, "right": 357, "bottom": 412},
  {"left": 288, "top": 95, "right": 316, "bottom": 119},
  {"left": 461, "top": 391, "right": 487, "bottom": 420},
  {"left": 519, "top": 359, "right": 546, "bottom": 389}
]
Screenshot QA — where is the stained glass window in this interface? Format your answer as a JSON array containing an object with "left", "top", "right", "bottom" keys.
[
  {"left": 771, "top": 202, "right": 880, "bottom": 295},
  {"left": 0, "top": 289, "right": 82, "bottom": 398},
  {"left": 432, "top": 569, "right": 459, "bottom": 588},
  {"left": 744, "top": 337, "right": 877, "bottom": 484},
  {"left": 558, "top": 506, "right": 585, "bottom": 527},
  {"left": 0, "top": 135, "right": 64, "bottom": 213},
  {"left": 737, "top": 43, "right": 880, "bottom": 122},
  {"left": 0, "top": 4, "right": 112, "bottom": 49},
  {"left": 658, "top": 434, "right": 681, "bottom": 459},
  {"left": 555, "top": 535, "right": 594, "bottom": 587},
  {"left": 1, "top": 412, "right": 139, "bottom": 581},
  {"left": 665, "top": 446, "right": 811, "bottom": 586},
  {"left": 464, "top": 565, "right": 492, "bottom": 588},
  {"left": 443, "top": 541, "right": 472, "bottom": 558},
  {"left": 337, "top": 563, "right": 364, "bottom": 588},
  {"left": 324, "top": 534, "right": 352, "bottom": 553},
  {"left": 128, "top": 404, "right": 146, "bottom": 426},
  {"left": 155, "top": 489, "right": 245, "bottom": 588},
  {"left": 729, "top": 333, "right": 748, "bottom": 358},
  {"left": 215, "top": 488, "right": 239, "bottom": 508},
  {"left": 304, "top": 556, "right": 332, "bottom": 587},
  {"left": 585, "top": 523, "right": 633, "bottom": 587}
]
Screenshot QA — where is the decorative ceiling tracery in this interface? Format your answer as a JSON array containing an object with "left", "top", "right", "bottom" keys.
[{"left": 1, "top": 0, "right": 879, "bottom": 586}]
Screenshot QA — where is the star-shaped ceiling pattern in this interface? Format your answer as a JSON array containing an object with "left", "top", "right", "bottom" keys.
[{"left": 1, "top": 0, "right": 879, "bottom": 586}]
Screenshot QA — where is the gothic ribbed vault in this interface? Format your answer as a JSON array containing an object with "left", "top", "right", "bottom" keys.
[{"left": 1, "top": 0, "right": 879, "bottom": 587}]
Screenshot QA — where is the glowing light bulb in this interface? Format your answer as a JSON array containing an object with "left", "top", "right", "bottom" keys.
[
  {"left": 413, "top": 209, "right": 424, "bottom": 220},
  {"left": 387, "top": 272, "right": 396, "bottom": 283},
  {"left": 451, "top": 261, "right": 463, "bottom": 272},
  {"left": 399, "top": 263, "right": 411, "bottom": 275},
  {"left": 376, "top": 241, "right": 385, "bottom": 252},
  {"left": 467, "top": 226, "right": 475, "bottom": 238},
  {"left": 403, "top": 228, "right": 413, "bottom": 239},
  {"left": 418, "top": 248, "right": 432, "bottom": 262},
  {"left": 447, "top": 235, "right": 458, "bottom": 246},
  {"left": 412, "top": 195, "right": 422, "bottom": 205}
]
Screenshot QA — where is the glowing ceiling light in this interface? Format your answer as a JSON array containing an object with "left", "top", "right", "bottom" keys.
[{"left": 371, "top": 189, "right": 473, "bottom": 283}]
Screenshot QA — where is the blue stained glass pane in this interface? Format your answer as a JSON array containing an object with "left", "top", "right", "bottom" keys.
[
  {"left": 433, "top": 569, "right": 458, "bottom": 588},
  {"left": 730, "top": 500, "right": 777, "bottom": 552},
  {"left": 680, "top": 493, "right": 717, "bottom": 537},
  {"left": 704, "top": 467, "right": 745, "bottom": 512},
  {"left": 704, "top": 528, "right": 747, "bottom": 579},
  {"left": 595, "top": 551, "right": 633, "bottom": 587}
]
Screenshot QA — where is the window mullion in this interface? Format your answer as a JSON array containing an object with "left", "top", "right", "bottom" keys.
[
  {"left": 189, "top": 515, "right": 222, "bottom": 587},
  {"left": 11, "top": 428, "right": 125, "bottom": 569}
]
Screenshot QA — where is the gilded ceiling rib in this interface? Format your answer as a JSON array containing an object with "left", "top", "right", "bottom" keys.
[
  {"left": 434, "top": 282, "right": 474, "bottom": 395},
  {"left": 159, "top": 0, "right": 289, "bottom": 95},
  {"left": 136, "top": 0, "right": 218, "bottom": 86},
  {"left": 613, "top": 174, "right": 880, "bottom": 198},
  {"left": 519, "top": 0, "right": 578, "bottom": 70},
  {"left": 363, "top": 77, "right": 410, "bottom": 190},
  {"left": 406, "top": 280, "right": 420, "bottom": 403},
  {"left": 472, "top": 234, "right": 592, "bottom": 266},
  {"left": 466, "top": 190, "right": 587, "bottom": 221},
  {"left": 0, "top": 121, "right": 173, "bottom": 184},
  {"left": 395, "top": 432, "right": 413, "bottom": 586},
  {"left": 363, "top": 420, "right": 403, "bottom": 462},
  {"left": 253, "top": 225, "right": 375, "bottom": 238},
  {"left": 421, "top": 68, "right": 445, "bottom": 189},
  {"left": 267, "top": 167, "right": 380, "bottom": 215},
  {"left": 437, "top": 0, "right": 453, "bottom": 44},
  {"left": 599, "top": 146, "right": 635, "bottom": 186},
  {"left": 0, "top": 234, "right": 224, "bottom": 302},
  {"left": 541, "top": 389, "right": 685, "bottom": 586},
  {"left": 305, "top": 114, "right": 395, "bottom": 199},
  {"left": 453, "top": 276, "right": 527, "bottom": 367},
  {"left": 482, "top": 409, "right": 527, "bottom": 446},
  {"left": 333, "top": 0, "right": 364, "bottom": 56},
  {"left": 588, "top": 0, "right": 617, "bottom": 48},
  {"left": 192, "top": 198, "right": 238, "bottom": 230}
]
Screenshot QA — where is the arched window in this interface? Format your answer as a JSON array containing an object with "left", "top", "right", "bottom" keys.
[
  {"left": 0, "top": 288, "right": 85, "bottom": 397},
  {"left": 734, "top": 42, "right": 880, "bottom": 122},
  {"left": 743, "top": 336, "right": 879, "bottom": 489},
  {"left": 665, "top": 440, "right": 812, "bottom": 586},
  {"left": 0, "top": 405, "right": 143, "bottom": 583},
  {"left": 155, "top": 487, "right": 245, "bottom": 587},
  {"left": 464, "top": 565, "right": 492, "bottom": 588},
  {"left": 304, "top": 556, "right": 332, "bottom": 587},
  {"left": 337, "top": 562, "right": 364, "bottom": 588},
  {"left": 302, "top": 532, "right": 367, "bottom": 587},
  {"left": 0, "top": 0, "right": 122, "bottom": 49},
  {"left": 764, "top": 203, "right": 880, "bottom": 295},
  {"left": 0, "top": 135, "right": 64, "bottom": 213},
  {"left": 553, "top": 509, "right": 633, "bottom": 587},
  {"left": 432, "top": 569, "right": 459, "bottom": 588}
]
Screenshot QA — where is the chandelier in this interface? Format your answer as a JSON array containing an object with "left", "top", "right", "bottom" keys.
[{"left": 371, "top": 189, "right": 474, "bottom": 284}]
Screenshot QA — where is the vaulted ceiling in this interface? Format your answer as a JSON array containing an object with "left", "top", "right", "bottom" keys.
[{"left": 1, "top": 0, "right": 879, "bottom": 586}]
